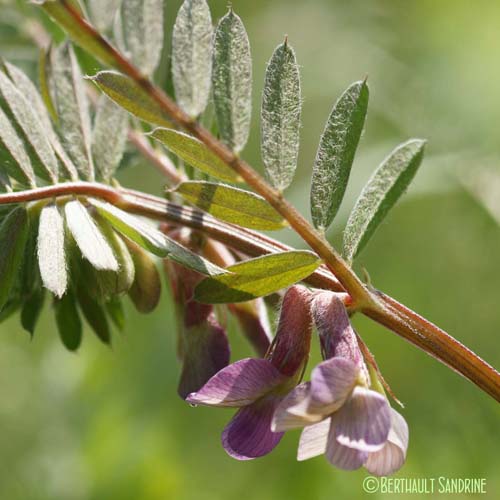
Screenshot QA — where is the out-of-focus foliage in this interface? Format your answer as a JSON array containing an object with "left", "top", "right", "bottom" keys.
[{"left": 0, "top": 0, "right": 499, "bottom": 499}]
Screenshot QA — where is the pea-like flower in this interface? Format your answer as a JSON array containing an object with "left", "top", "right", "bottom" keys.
[
  {"left": 164, "top": 228, "right": 230, "bottom": 399},
  {"left": 186, "top": 285, "right": 313, "bottom": 460},
  {"left": 272, "top": 291, "right": 409, "bottom": 475}
]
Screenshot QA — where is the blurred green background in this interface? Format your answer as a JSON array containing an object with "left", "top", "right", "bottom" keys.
[{"left": 0, "top": 0, "right": 499, "bottom": 498}]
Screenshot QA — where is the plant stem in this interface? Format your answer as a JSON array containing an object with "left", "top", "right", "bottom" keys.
[
  {"left": 366, "top": 293, "right": 500, "bottom": 402},
  {"left": 127, "top": 130, "right": 184, "bottom": 184}
]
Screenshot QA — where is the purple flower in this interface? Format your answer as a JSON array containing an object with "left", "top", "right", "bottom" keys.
[
  {"left": 272, "top": 291, "right": 409, "bottom": 475},
  {"left": 187, "top": 285, "right": 313, "bottom": 460},
  {"left": 164, "top": 230, "right": 230, "bottom": 399},
  {"left": 176, "top": 302, "right": 231, "bottom": 400}
]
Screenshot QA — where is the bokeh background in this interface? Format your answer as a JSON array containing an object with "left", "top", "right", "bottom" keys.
[{"left": 0, "top": 0, "right": 499, "bottom": 498}]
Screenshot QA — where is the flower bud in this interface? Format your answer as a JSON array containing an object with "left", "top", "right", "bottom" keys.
[
  {"left": 177, "top": 310, "right": 230, "bottom": 399},
  {"left": 267, "top": 285, "right": 313, "bottom": 377},
  {"left": 163, "top": 229, "right": 230, "bottom": 398},
  {"left": 125, "top": 239, "right": 161, "bottom": 313},
  {"left": 312, "top": 291, "right": 363, "bottom": 368}
]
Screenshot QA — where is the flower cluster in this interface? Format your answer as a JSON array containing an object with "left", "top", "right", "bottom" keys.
[{"left": 186, "top": 286, "right": 408, "bottom": 475}]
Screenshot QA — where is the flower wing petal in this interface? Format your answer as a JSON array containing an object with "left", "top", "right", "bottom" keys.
[
  {"left": 222, "top": 396, "right": 284, "bottom": 460},
  {"left": 332, "top": 386, "right": 391, "bottom": 452},
  {"left": 326, "top": 420, "right": 368, "bottom": 470},
  {"left": 297, "top": 418, "right": 331, "bottom": 461},
  {"left": 365, "top": 408, "right": 409, "bottom": 476},
  {"left": 308, "top": 357, "right": 358, "bottom": 414},
  {"left": 272, "top": 382, "right": 322, "bottom": 431},
  {"left": 186, "top": 358, "right": 285, "bottom": 407}
]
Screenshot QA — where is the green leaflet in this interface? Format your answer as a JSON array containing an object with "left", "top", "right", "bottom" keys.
[
  {"left": 0, "top": 105, "right": 36, "bottom": 187},
  {"left": 88, "top": 218, "right": 136, "bottom": 299},
  {"left": 51, "top": 43, "right": 94, "bottom": 181},
  {"left": 89, "top": 199, "right": 223, "bottom": 276},
  {"left": 174, "top": 181, "right": 286, "bottom": 230},
  {"left": 35, "top": 1, "right": 119, "bottom": 68},
  {"left": 3, "top": 61, "right": 52, "bottom": 130},
  {"left": 261, "top": 40, "right": 301, "bottom": 191},
  {"left": 149, "top": 128, "right": 241, "bottom": 183},
  {"left": 89, "top": 71, "right": 173, "bottom": 127},
  {"left": 0, "top": 206, "right": 30, "bottom": 311},
  {"left": 343, "top": 139, "right": 426, "bottom": 262},
  {"left": 212, "top": 9, "right": 252, "bottom": 153},
  {"left": 119, "top": 0, "right": 164, "bottom": 76},
  {"left": 125, "top": 239, "right": 161, "bottom": 313},
  {"left": 21, "top": 288, "right": 45, "bottom": 337},
  {"left": 37, "top": 204, "right": 68, "bottom": 298},
  {"left": 4, "top": 60, "right": 79, "bottom": 181},
  {"left": 64, "top": 200, "right": 119, "bottom": 271},
  {"left": 77, "top": 287, "right": 111, "bottom": 345},
  {"left": 310, "top": 80, "right": 369, "bottom": 232},
  {"left": 21, "top": 206, "right": 42, "bottom": 296},
  {"left": 20, "top": 208, "right": 45, "bottom": 337},
  {"left": 39, "top": 46, "right": 59, "bottom": 124},
  {"left": 55, "top": 289, "right": 82, "bottom": 351},
  {"left": 100, "top": 221, "right": 135, "bottom": 294},
  {"left": 0, "top": 70, "right": 58, "bottom": 183},
  {"left": 89, "top": 198, "right": 173, "bottom": 256},
  {"left": 172, "top": 0, "right": 213, "bottom": 117},
  {"left": 87, "top": 0, "right": 121, "bottom": 32},
  {"left": 92, "top": 94, "right": 129, "bottom": 182},
  {"left": 106, "top": 296, "right": 125, "bottom": 331},
  {"left": 194, "top": 250, "right": 321, "bottom": 304}
]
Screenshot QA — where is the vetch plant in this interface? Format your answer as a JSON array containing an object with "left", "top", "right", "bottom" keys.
[{"left": 0, "top": 0, "right": 494, "bottom": 476}]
